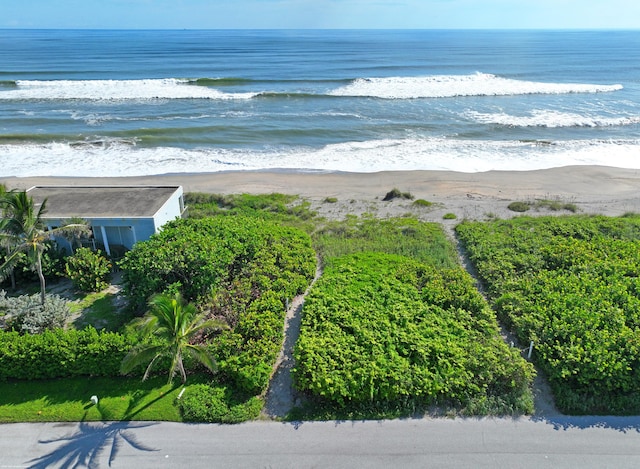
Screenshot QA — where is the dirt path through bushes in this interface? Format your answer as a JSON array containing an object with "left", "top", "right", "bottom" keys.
[{"left": 261, "top": 259, "right": 323, "bottom": 419}]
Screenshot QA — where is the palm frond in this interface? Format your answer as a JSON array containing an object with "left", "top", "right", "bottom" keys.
[
  {"left": 120, "top": 345, "right": 164, "bottom": 375},
  {"left": 185, "top": 344, "right": 218, "bottom": 373}
]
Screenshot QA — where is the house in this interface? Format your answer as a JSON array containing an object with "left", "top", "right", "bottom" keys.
[{"left": 26, "top": 185, "right": 185, "bottom": 257}]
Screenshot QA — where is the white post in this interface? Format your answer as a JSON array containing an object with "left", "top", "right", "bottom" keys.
[
  {"left": 100, "top": 225, "right": 111, "bottom": 256},
  {"left": 527, "top": 341, "right": 534, "bottom": 359}
]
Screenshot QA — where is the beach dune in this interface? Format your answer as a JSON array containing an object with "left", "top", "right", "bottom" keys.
[{"left": 2, "top": 165, "right": 639, "bottom": 222}]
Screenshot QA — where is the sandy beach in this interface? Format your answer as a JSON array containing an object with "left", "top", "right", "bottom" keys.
[{"left": 3, "top": 165, "right": 639, "bottom": 223}]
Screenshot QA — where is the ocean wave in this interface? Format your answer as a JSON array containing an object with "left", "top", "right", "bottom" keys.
[
  {"left": 187, "top": 77, "right": 254, "bottom": 87},
  {"left": 329, "top": 73, "right": 623, "bottom": 99},
  {"left": 1, "top": 137, "right": 639, "bottom": 177},
  {"left": 0, "top": 79, "right": 259, "bottom": 101},
  {"left": 466, "top": 109, "right": 640, "bottom": 128},
  {"left": 1, "top": 74, "right": 623, "bottom": 102}
]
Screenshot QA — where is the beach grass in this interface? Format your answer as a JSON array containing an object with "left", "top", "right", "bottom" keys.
[{"left": 313, "top": 214, "right": 458, "bottom": 268}]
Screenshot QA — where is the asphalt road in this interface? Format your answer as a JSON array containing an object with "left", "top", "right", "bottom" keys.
[{"left": 2, "top": 416, "right": 640, "bottom": 469}]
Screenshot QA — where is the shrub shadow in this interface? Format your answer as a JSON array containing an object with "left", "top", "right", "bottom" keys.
[{"left": 532, "top": 415, "right": 640, "bottom": 433}]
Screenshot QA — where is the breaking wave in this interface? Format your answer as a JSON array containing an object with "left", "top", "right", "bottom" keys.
[
  {"left": 2, "top": 137, "right": 639, "bottom": 177},
  {"left": 329, "top": 73, "right": 623, "bottom": 99},
  {"left": 0, "top": 79, "right": 259, "bottom": 101},
  {"left": 0, "top": 73, "right": 624, "bottom": 101},
  {"left": 466, "top": 109, "right": 640, "bottom": 128}
]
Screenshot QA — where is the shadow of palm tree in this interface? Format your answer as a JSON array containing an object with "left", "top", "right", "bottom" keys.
[
  {"left": 26, "top": 386, "right": 178, "bottom": 468},
  {"left": 27, "top": 420, "right": 158, "bottom": 468}
]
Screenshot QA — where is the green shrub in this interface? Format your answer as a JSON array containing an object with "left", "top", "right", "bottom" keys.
[
  {"left": 184, "top": 192, "right": 316, "bottom": 223},
  {"left": 412, "top": 199, "right": 433, "bottom": 207},
  {"left": 65, "top": 248, "right": 112, "bottom": 292},
  {"left": 456, "top": 215, "right": 640, "bottom": 414},
  {"left": 383, "top": 188, "right": 414, "bottom": 201},
  {"left": 323, "top": 197, "right": 338, "bottom": 203},
  {"left": 178, "top": 384, "right": 262, "bottom": 423},
  {"left": 533, "top": 199, "right": 579, "bottom": 213},
  {"left": 0, "top": 327, "right": 140, "bottom": 380},
  {"left": 507, "top": 201, "right": 530, "bottom": 212},
  {"left": 294, "top": 252, "right": 534, "bottom": 415},
  {"left": 443, "top": 213, "right": 457, "bottom": 220},
  {"left": 41, "top": 243, "right": 68, "bottom": 279},
  {"left": 212, "top": 291, "right": 286, "bottom": 394},
  {"left": 119, "top": 217, "right": 316, "bottom": 312},
  {"left": 119, "top": 216, "right": 316, "bottom": 397},
  {"left": 0, "top": 291, "right": 70, "bottom": 334}
]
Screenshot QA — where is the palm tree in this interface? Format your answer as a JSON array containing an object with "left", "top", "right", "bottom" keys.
[
  {"left": 120, "top": 293, "right": 227, "bottom": 384},
  {"left": 0, "top": 190, "right": 89, "bottom": 306},
  {"left": 0, "top": 185, "right": 18, "bottom": 290}
]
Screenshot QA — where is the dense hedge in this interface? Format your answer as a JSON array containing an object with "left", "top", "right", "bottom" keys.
[
  {"left": 210, "top": 291, "right": 288, "bottom": 394},
  {"left": 0, "top": 327, "right": 139, "bottom": 380},
  {"left": 456, "top": 215, "right": 640, "bottom": 414},
  {"left": 119, "top": 216, "right": 316, "bottom": 312},
  {"left": 178, "top": 384, "right": 263, "bottom": 423},
  {"left": 120, "top": 215, "right": 317, "bottom": 400},
  {"left": 294, "top": 252, "right": 534, "bottom": 415}
]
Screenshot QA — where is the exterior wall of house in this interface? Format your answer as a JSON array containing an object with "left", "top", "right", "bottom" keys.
[
  {"left": 45, "top": 217, "right": 157, "bottom": 255},
  {"left": 152, "top": 186, "right": 185, "bottom": 230},
  {"left": 39, "top": 186, "right": 184, "bottom": 257}
]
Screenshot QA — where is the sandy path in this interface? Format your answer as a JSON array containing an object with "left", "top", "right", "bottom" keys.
[{"left": 261, "top": 259, "right": 322, "bottom": 419}]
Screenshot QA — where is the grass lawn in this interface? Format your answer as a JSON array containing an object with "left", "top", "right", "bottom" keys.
[
  {"left": 69, "top": 290, "right": 127, "bottom": 331},
  {"left": 0, "top": 374, "right": 210, "bottom": 422}
]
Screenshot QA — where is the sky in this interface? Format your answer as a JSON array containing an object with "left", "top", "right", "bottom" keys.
[{"left": 3, "top": 0, "right": 640, "bottom": 30}]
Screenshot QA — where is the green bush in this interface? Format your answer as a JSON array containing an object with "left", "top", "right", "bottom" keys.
[
  {"left": 212, "top": 291, "right": 286, "bottom": 394},
  {"left": 184, "top": 192, "right": 316, "bottom": 223},
  {"left": 65, "top": 248, "right": 112, "bottom": 292},
  {"left": 41, "top": 243, "right": 68, "bottom": 279},
  {"left": 294, "top": 252, "right": 534, "bottom": 415},
  {"left": 383, "top": 188, "right": 414, "bottom": 201},
  {"left": 0, "top": 292, "right": 70, "bottom": 334},
  {"left": 456, "top": 215, "right": 640, "bottom": 414},
  {"left": 507, "top": 201, "right": 530, "bottom": 212},
  {"left": 119, "top": 217, "right": 316, "bottom": 312},
  {"left": 443, "top": 213, "right": 457, "bottom": 220},
  {"left": 412, "top": 199, "right": 433, "bottom": 207},
  {"left": 178, "top": 384, "right": 263, "bottom": 423},
  {"left": 119, "top": 216, "right": 316, "bottom": 398},
  {"left": 0, "top": 327, "right": 139, "bottom": 380}
]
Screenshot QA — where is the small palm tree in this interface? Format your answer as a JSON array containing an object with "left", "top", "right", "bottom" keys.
[
  {"left": 121, "top": 293, "right": 226, "bottom": 384},
  {"left": 0, "top": 190, "right": 89, "bottom": 306}
]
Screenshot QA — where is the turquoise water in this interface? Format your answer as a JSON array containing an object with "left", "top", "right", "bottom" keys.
[{"left": 0, "top": 29, "right": 639, "bottom": 176}]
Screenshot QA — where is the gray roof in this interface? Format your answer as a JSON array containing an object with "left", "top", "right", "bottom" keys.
[{"left": 26, "top": 186, "right": 181, "bottom": 218}]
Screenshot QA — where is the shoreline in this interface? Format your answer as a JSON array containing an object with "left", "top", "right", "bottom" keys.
[{"left": 2, "top": 165, "right": 639, "bottom": 222}]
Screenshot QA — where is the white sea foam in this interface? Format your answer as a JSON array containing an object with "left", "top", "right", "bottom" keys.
[
  {"left": 0, "top": 79, "right": 258, "bottom": 101},
  {"left": 329, "top": 73, "right": 623, "bottom": 99},
  {"left": 466, "top": 109, "right": 640, "bottom": 128},
  {"left": 2, "top": 137, "right": 639, "bottom": 177}
]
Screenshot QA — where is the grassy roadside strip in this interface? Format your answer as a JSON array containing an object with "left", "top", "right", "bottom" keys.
[{"left": 0, "top": 375, "right": 197, "bottom": 422}]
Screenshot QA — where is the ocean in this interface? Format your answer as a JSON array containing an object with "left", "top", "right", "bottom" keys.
[{"left": 0, "top": 29, "right": 639, "bottom": 177}]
